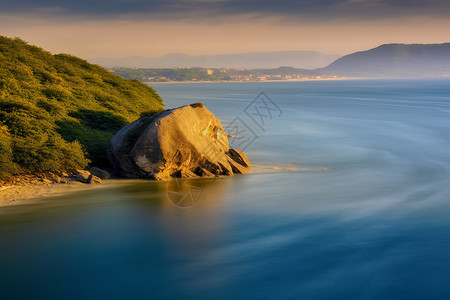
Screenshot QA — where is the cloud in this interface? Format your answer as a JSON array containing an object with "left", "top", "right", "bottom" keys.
[{"left": 1, "top": 0, "right": 449, "bottom": 22}]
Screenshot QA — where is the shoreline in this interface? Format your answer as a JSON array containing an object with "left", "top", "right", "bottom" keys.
[
  {"left": 0, "top": 178, "right": 100, "bottom": 208},
  {"left": 144, "top": 77, "right": 449, "bottom": 85},
  {"left": 144, "top": 77, "right": 358, "bottom": 84},
  {"left": 0, "top": 164, "right": 329, "bottom": 208},
  {"left": 0, "top": 172, "right": 109, "bottom": 208},
  {"left": 0, "top": 181, "right": 85, "bottom": 209}
]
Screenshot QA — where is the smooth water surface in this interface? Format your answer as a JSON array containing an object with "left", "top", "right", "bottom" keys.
[{"left": 1, "top": 79, "right": 450, "bottom": 299}]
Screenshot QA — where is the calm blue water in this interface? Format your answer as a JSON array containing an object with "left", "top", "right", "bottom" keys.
[{"left": 1, "top": 79, "right": 450, "bottom": 299}]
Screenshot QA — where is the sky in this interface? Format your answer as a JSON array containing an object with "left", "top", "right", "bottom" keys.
[{"left": 1, "top": 0, "right": 450, "bottom": 59}]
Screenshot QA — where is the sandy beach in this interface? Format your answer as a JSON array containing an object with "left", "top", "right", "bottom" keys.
[{"left": 0, "top": 179, "right": 98, "bottom": 208}]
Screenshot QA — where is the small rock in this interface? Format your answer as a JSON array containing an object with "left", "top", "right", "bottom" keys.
[
  {"left": 87, "top": 175, "right": 102, "bottom": 184},
  {"left": 41, "top": 178, "right": 52, "bottom": 184},
  {"left": 89, "top": 167, "right": 110, "bottom": 179},
  {"left": 75, "top": 169, "right": 90, "bottom": 177},
  {"left": 76, "top": 171, "right": 91, "bottom": 183}
]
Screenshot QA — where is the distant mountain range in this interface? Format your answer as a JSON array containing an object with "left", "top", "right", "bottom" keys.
[
  {"left": 90, "top": 51, "right": 339, "bottom": 70},
  {"left": 94, "top": 43, "right": 450, "bottom": 79},
  {"left": 318, "top": 43, "right": 450, "bottom": 78}
]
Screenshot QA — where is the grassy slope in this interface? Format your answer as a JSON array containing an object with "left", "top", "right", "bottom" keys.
[{"left": 0, "top": 36, "right": 164, "bottom": 179}]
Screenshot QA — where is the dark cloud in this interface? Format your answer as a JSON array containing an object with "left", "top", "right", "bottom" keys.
[{"left": 1, "top": 0, "right": 449, "bottom": 21}]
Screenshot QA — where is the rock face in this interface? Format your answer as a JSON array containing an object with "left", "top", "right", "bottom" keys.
[{"left": 109, "top": 103, "right": 251, "bottom": 180}]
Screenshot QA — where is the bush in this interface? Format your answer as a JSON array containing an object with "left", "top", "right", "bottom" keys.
[{"left": 0, "top": 126, "right": 18, "bottom": 179}]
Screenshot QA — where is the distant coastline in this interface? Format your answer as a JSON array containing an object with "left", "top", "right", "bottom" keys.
[
  {"left": 143, "top": 77, "right": 355, "bottom": 84},
  {"left": 143, "top": 76, "right": 450, "bottom": 84},
  {"left": 110, "top": 66, "right": 331, "bottom": 83},
  {"left": 109, "top": 43, "right": 450, "bottom": 83}
]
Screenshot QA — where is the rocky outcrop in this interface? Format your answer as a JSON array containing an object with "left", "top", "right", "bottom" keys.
[
  {"left": 75, "top": 170, "right": 102, "bottom": 184},
  {"left": 109, "top": 103, "right": 251, "bottom": 180}
]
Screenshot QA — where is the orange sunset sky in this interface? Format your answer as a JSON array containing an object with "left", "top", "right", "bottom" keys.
[{"left": 1, "top": 0, "right": 449, "bottom": 58}]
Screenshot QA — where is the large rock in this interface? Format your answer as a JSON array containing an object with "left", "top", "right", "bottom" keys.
[{"left": 109, "top": 103, "right": 251, "bottom": 180}]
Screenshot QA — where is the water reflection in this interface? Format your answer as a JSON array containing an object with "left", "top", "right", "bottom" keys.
[
  {"left": 110, "top": 176, "right": 230, "bottom": 210},
  {"left": 121, "top": 177, "right": 231, "bottom": 241}
]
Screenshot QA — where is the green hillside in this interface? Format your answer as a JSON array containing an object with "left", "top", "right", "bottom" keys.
[{"left": 0, "top": 36, "right": 164, "bottom": 179}]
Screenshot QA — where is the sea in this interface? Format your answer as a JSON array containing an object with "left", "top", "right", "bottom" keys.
[{"left": 1, "top": 79, "right": 450, "bottom": 299}]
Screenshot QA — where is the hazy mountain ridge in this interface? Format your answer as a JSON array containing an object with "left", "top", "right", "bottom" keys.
[
  {"left": 319, "top": 43, "right": 450, "bottom": 78},
  {"left": 91, "top": 51, "right": 339, "bottom": 70},
  {"left": 100, "top": 43, "right": 450, "bottom": 80}
]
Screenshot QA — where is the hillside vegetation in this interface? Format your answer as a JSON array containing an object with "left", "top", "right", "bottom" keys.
[{"left": 0, "top": 36, "right": 164, "bottom": 179}]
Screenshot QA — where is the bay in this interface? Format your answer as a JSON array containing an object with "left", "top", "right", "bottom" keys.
[{"left": 1, "top": 79, "right": 450, "bottom": 299}]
